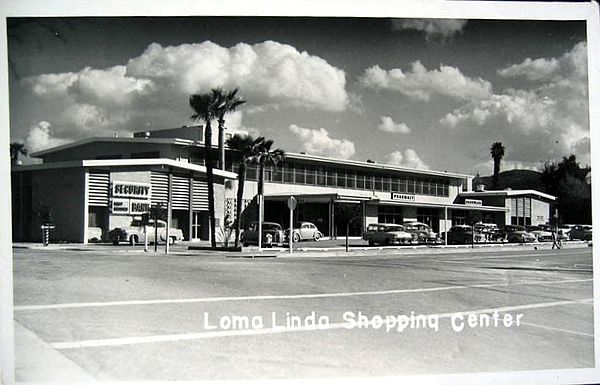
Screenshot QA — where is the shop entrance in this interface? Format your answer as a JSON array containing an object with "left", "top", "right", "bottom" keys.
[
  {"left": 192, "top": 211, "right": 209, "bottom": 240},
  {"left": 171, "top": 209, "right": 190, "bottom": 240},
  {"left": 333, "top": 202, "right": 362, "bottom": 237},
  {"left": 264, "top": 200, "right": 330, "bottom": 236},
  {"left": 417, "top": 208, "right": 440, "bottom": 233}
]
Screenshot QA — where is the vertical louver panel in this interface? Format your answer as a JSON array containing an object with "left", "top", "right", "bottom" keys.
[
  {"left": 88, "top": 170, "right": 110, "bottom": 206},
  {"left": 510, "top": 198, "right": 517, "bottom": 214},
  {"left": 172, "top": 174, "right": 190, "bottom": 210},
  {"left": 151, "top": 171, "right": 169, "bottom": 205},
  {"left": 192, "top": 178, "right": 208, "bottom": 211},
  {"left": 524, "top": 197, "right": 531, "bottom": 218}
]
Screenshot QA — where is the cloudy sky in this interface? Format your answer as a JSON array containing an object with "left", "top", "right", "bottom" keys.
[{"left": 8, "top": 17, "right": 589, "bottom": 175}]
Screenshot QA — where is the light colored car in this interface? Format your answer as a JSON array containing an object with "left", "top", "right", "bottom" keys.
[
  {"left": 402, "top": 221, "right": 442, "bottom": 244},
  {"left": 525, "top": 225, "right": 554, "bottom": 242},
  {"left": 363, "top": 223, "right": 413, "bottom": 246},
  {"left": 87, "top": 227, "right": 103, "bottom": 243},
  {"left": 287, "top": 221, "right": 323, "bottom": 242},
  {"left": 569, "top": 225, "right": 592, "bottom": 241},
  {"left": 241, "top": 222, "right": 285, "bottom": 247},
  {"left": 109, "top": 219, "right": 184, "bottom": 245}
]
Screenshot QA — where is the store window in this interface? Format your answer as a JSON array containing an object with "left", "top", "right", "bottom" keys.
[{"left": 378, "top": 205, "right": 403, "bottom": 224}]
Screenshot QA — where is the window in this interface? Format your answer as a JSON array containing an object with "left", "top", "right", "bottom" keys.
[
  {"left": 336, "top": 169, "right": 346, "bottom": 188},
  {"left": 317, "top": 167, "right": 327, "bottom": 186},
  {"left": 326, "top": 168, "right": 336, "bottom": 186},
  {"left": 131, "top": 151, "right": 159, "bottom": 159},
  {"left": 295, "top": 164, "right": 305, "bottom": 184},
  {"left": 284, "top": 163, "right": 294, "bottom": 183},
  {"left": 365, "top": 175, "right": 373, "bottom": 190},
  {"left": 346, "top": 170, "right": 356, "bottom": 189},
  {"left": 272, "top": 165, "right": 283, "bottom": 183},
  {"left": 378, "top": 205, "right": 403, "bottom": 224},
  {"left": 374, "top": 176, "right": 382, "bottom": 191},
  {"left": 305, "top": 166, "right": 316, "bottom": 185},
  {"left": 356, "top": 172, "right": 365, "bottom": 190}
]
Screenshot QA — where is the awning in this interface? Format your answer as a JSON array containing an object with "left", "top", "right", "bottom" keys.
[{"left": 370, "top": 198, "right": 508, "bottom": 212}]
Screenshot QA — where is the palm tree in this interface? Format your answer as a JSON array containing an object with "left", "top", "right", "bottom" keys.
[
  {"left": 190, "top": 92, "right": 219, "bottom": 248},
  {"left": 10, "top": 142, "right": 28, "bottom": 165},
  {"left": 213, "top": 87, "right": 246, "bottom": 170},
  {"left": 249, "top": 138, "right": 285, "bottom": 249},
  {"left": 490, "top": 142, "right": 505, "bottom": 189},
  {"left": 225, "top": 133, "right": 261, "bottom": 247}
]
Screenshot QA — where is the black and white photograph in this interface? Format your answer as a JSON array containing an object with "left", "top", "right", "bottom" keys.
[{"left": 1, "top": 1, "right": 599, "bottom": 384}]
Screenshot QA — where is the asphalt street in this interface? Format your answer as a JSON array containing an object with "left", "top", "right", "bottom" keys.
[{"left": 12, "top": 245, "right": 594, "bottom": 381}]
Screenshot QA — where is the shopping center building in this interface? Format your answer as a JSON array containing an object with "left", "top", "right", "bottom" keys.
[{"left": 10, "top": 126, "right": 555, "bottom": 243}]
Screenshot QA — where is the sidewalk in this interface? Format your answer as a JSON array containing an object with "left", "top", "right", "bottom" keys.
[{"left": 15, "top": 321, "right": 95, "bottom": 382}]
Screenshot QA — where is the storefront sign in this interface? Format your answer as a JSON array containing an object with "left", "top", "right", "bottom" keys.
[
  {"left": 130, "top": 199, "right": 151, "bottom": 214},
  {"left": 465, "top": 199, "right": 483, "bottom": 206},
  {"left": 110, "top": 181, "right": 151, "bottom": 215},
  {"left": 111, "top": 181, "right": 151, "bottom": 199},
  {"left": 391, "top": 193, "right": 415, "bottom": 202},
  {"left": 111, "top": 198, "right": 131, "bottom": 214}
]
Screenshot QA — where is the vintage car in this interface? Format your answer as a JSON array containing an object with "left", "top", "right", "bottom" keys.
[
  {"left": 287, "top": 221, "right": 323, "bottom": 242},
  {"left": 506, "top": 230, "right": 537, "bottom": 243},
  {"left": 108, "top": 219, "right": 184, "bottom": 245},
  {"left": 402, "top": 221, "right": 442, "bottom": 244},
  {"left": 441, "top": 225, "right": 478, "bottom": 245},
  {"left": 362, "top": 223, "right": 413, "bottom": 246},
  {"left": 489, "top": 225, "right": 532, "bottom": 243},
  {"left": 569, "top": 225, "right": 592, "bottom": 241},
  {"left": 241, "top": 221, "right": 285, "bottom": 247},
  {"left": 525, "top": 225, "right": 554, "bottom": 242}
]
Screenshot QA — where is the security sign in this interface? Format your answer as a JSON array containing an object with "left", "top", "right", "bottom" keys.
[{"left": 110, "top": 181, "right": 152, "bottom": 215}]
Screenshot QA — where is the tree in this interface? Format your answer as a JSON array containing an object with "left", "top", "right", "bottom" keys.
[
  {"left": 490, "top": 142, "right": 505, "bottom": 189},
  {"left": 541, "top": 154, "right": 591, "bottom": 224},
  {"left": 10, "top": 142, "right": 28, "bottom": 165},
  {"left": 248, "top": 138, "right": 285, "bottom": 249},
  {"left": 189, "top": 92, "right": 219, "bottom": 248},
  {"left": 225, "top": 133, "right": 261, "bottom": 247},
  {"left": 212, "top": 88, "right": 246, "bottom": 171}
]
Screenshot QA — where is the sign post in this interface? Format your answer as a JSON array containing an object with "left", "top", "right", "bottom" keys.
[{"left": 287, "top": 196, "right": 297, "bottom": 254}]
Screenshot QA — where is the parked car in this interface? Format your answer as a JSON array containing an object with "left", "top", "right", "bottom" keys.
[
  {"left": 362, "top": 223, "right": 413, "bottom": 246},
  {"left": 569, "top": 225, "right": 592, "bottom": 241},
  {"left": 525, "top": 225, "right": 554, "bottom": 242},
  {"left": 506, "top": 230, "right": 537, "bottom": 243},
  {"left": 441, "top": 225, "right": 476, "bottom": 245},
  {"left": 287, "top": 221, "right": 323, "bottom": 242},
  {"left": 490, "top": 225, "right": 533, "bottom": 243},
  {"left": 558, "top": 224, "right": 577, "bottom": 237},
  {"left": 474, "top": 223, "right": 500, "bottom": 242},
  {"left": 87, "top": 227, "right": 103, "bottom": 243},
  {"left": 402, "top": 221, "right": 442, "bottom": 244},
  {"left": 241, "top": 221, "right": 285, "bottom": 247},
  {"left": 108, "top": 219, "right": 184, "bottom": 245}
]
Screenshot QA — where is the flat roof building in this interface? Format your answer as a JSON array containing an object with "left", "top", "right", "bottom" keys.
[{"left": 11, "top": 126, "right": 555, "bottom": 243}]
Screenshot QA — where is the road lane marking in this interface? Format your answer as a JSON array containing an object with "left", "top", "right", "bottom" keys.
[
  {"left": 519, "top": 321, "right": 594, "bottom": 338},
  {"left": 49, "top": 298, "right": 594, "bottom": 349},
  {"left": 15, "top": 278, "right": 593, "bottom": 311}
]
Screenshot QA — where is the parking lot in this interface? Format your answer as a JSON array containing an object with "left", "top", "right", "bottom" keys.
[{"left": 12, "top": 244, "right": 594, "bottom": 381}]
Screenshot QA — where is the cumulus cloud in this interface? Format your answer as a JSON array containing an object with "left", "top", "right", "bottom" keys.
[
  {"left": 390, "top": 19, "right": 468, "bottom": 40},
  {"left": 385, "top": 149, "right": 429, "bottom": 170},
  {"left": 378, "top": 116, "right": 411, "bottom": 134},
  {"left": 441, "top": 42, "right": 588, "bottom": 165},
  {"left": 21, "top": 40, "right": 348, "bottom": 146},
  {"left": 498, "top": 42, "right": 587, "bottom": 82},
  {"left": 126, "top": 41, "right": 348, "bottom": 111},
  {"left": 360, "top": 61, "right": 492, "bottom": 101},
  {"left": 288, "top": 124, "right": 356, "bottom": 159},
  {"left": 25, "top": 121, "right": 70, "bottom": 153}
]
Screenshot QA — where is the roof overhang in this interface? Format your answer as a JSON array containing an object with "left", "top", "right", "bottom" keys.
[
  {"left": 11, "top": 158, "right": 238, "bottom": 179},
  {"left": 460, "top": 189, "right": 556, "bottom": 201},
  {"left": 371, "top": 198, "right": 509, "bottom": 212}
]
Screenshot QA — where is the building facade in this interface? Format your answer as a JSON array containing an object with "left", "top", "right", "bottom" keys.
[{"left": 11, "top": 126, "right": 555, "bottom": 243}]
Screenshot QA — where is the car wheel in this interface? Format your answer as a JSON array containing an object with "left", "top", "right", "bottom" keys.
[
  {"left": 112, "top": 238, "right": 119, "bottom": 245},
  {"left": 169, "top": 236, "right": 176, "bottom": 245},
  {"left": 313, "top": 232, "right": 322, "bottom": 241},
  {"left": 129, "top": 235, "right": 138, "bottom": 246},
  {"left": 384, "top": 238, "right": 390, "bottom": 246},
  {"left": 292, "top": 232, "right": 301, "bottom": 243},
  {"left": 368, "top": 239, "right": 374, "bottom": 246}
]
